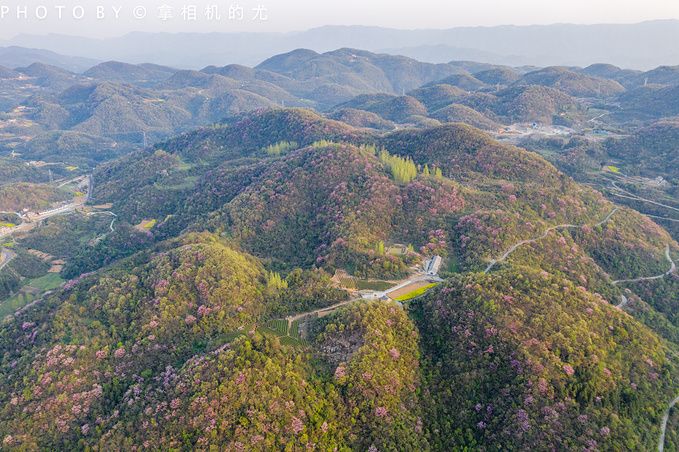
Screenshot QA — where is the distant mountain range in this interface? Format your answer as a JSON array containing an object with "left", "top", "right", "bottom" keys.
[
  {"left": 0, "top": 46, "right": 98, "bottom": 72},
  {"left": 3, "top": 46, "right": 679, "bottom": 167},
  {"left": 2, "top": 20, "right": 679, "bottom": 70}
]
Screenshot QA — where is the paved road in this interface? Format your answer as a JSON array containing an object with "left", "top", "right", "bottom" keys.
[
  {"left": 658, "top": 395, "right": 679, "bottom": 452},
  {"left": 612, "top": 245, "right": 676, "bottom": 285},
  {"left": 0, "top": 174, "right": 92, "bottom": 241},
  {"left": 57, "top": 175, "right": 88, "bottom": 188},
  {"left": 480, "top": 197, "right": 678, "bottom": 450},
  {"left": 12, "top": 290, "right": 56, "bottom": 317},
  {"left": 484, "top": 208, "right": 619, "bottom": 273},
  {"left": 287, "top": 273, "right": 441, "bottom": 324},
  {"left": 0, "top": 200, "right": 85, "bottom": 240},
  {"left": 610, "top": 181, "right": 679, "bottom": 213},
  {"left": 646, "top": 214, "right": 679, "bottom": 223}
]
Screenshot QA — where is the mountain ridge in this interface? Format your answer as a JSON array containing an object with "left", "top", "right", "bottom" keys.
[{"left": 4, "top": 20, "right": 679, "bottom": 69}]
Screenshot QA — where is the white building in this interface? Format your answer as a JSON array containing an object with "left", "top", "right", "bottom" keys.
[{"left": 425, "top": 255, "right": 442, "bottom": 276}]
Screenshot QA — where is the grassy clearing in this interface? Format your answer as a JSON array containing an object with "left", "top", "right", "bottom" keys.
[
  {"left": 447, "top": 255, "right": 461, "bottom": 273},
  {"left": 142, "top": 219, "right": 157, "bottom": 230},
  {"left": 0, "top": 292, "right": 36, "bottom": 318},
  {"left": 355, "top": 279, "right": 393, "bottom": 291},
  {"left": 386, "top": 245, "right": 409, "bottom": 256},
  {"left": 338, "top": 275, "right": 357, "bottom": 290},
  {"left": 394, "top": 283, "right": 439, "bottom": 302},
  {"left": 0, "top": 273, "right": 64, "bottom": 318},
  {"left": 260, "top": 319, "right": 307, "bottom": 346},
  {"left": 264, "top": 319, "right": 288, "bottom": 336},
  {"left": 30, "top": 273, "right": 64, "bottom": 291},
  {"left": 207, "top": 318, "right": 307, "bottom": 351},
  {"left": 155, "top": 176, "right": 199, "bottom": 191}
]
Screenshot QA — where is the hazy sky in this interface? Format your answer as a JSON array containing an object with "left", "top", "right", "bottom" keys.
[{"left": 0, "top": 0, "right": 678, "bottom": 38}]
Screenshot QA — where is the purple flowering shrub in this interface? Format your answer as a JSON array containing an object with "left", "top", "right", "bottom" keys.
[
  {"left": 413, "top": 268, "right": 676, "bottom": 450},
  {"left": 314, "top": 302, "right": 427, "bottom": 450}
]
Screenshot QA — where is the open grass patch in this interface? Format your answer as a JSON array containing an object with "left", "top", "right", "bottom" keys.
[
  {"left": 393, "top": 283, "right": 439, "bottom": 302},
  {"left": 0, "top": 273, "right": 64, "bottom": 317},
  {"left": 355, "top": 279, "right": 393, "bottom": 291},
  {"left": 155, "top": 176, "right": 199, "bottom": 191},
  {"left": 29, "top": 273, "right": 64, "bottom": 291},
  {"left": 0, "top": 292, "right": 36, "bottom": 318},
  {"left": 260, "top": 319, "right": 307, "bottom": 346}
]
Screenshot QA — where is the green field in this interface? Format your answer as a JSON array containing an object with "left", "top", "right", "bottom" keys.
[
  {"left": 394, "top": 283, "right": 439, "bottom": 302},
  {"left": 260, "top": 319, "right": 306, "bottom": 345},
  {"left": 30, "top": 273, "right": 64, "bottom": 291},
  {"left": 386, "top": 245, "right": 407, "bottom": 256},
  {"left": 0, "top": 273, "right": 64, "bottom": 318},
  {"left": 355, "top": 279, "right": 393, "bottom": 291},
  {"left": 142, "top": 219, "right": 157, "bottom": 230},
  {"left": 338, "top": 275, "right": 357, "bottom": 290}
]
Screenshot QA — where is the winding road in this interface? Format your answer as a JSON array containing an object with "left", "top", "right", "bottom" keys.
[
  {"left": 646, "top": 214, "right": 679, "bottom": 224},
  {"left": 87, "top": 211, "right": 117, "bottom": 233},
  {"left": 610, "top": 181, "right": 679, "bottom": 214},
  {"left": 482, "top": 203, "right": 678, "bottom": 448},
  {"left": 484, "top": 208, "right": 619, "bottom": 273},
  {"left": 612, "top": 245, "right": 676, "bottom": 285},
  {"left": 659, "top": 395, "right": 679, "bottom": 452}
]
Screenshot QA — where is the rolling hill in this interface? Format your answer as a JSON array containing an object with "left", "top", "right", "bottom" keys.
[{"left": 1, "top": 106, "right": 678, "bottom": 450}]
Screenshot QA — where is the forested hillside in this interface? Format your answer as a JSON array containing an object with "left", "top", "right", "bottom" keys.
[{"left": 2, "top": 46, "right": 679, "bottom": 450}]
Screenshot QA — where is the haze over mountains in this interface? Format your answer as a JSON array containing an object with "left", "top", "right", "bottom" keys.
[{"left": 3, "top": 20, "right": 679, "bottom": 69}]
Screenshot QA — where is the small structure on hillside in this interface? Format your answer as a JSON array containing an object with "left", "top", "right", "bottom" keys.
[
  {"left": 359, "top": 290, "right": 389, "bottom": 300},
  {"left": 425, "top": 255, "right": 442, "bottom": 276}
]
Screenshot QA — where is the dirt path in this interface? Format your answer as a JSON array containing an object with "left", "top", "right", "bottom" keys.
[
  {"left": 287, "top": 297, "right": 362, "bottom": 323},
  {"left": 484, "top": 208, "right": 619, "bottom": 273}
]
